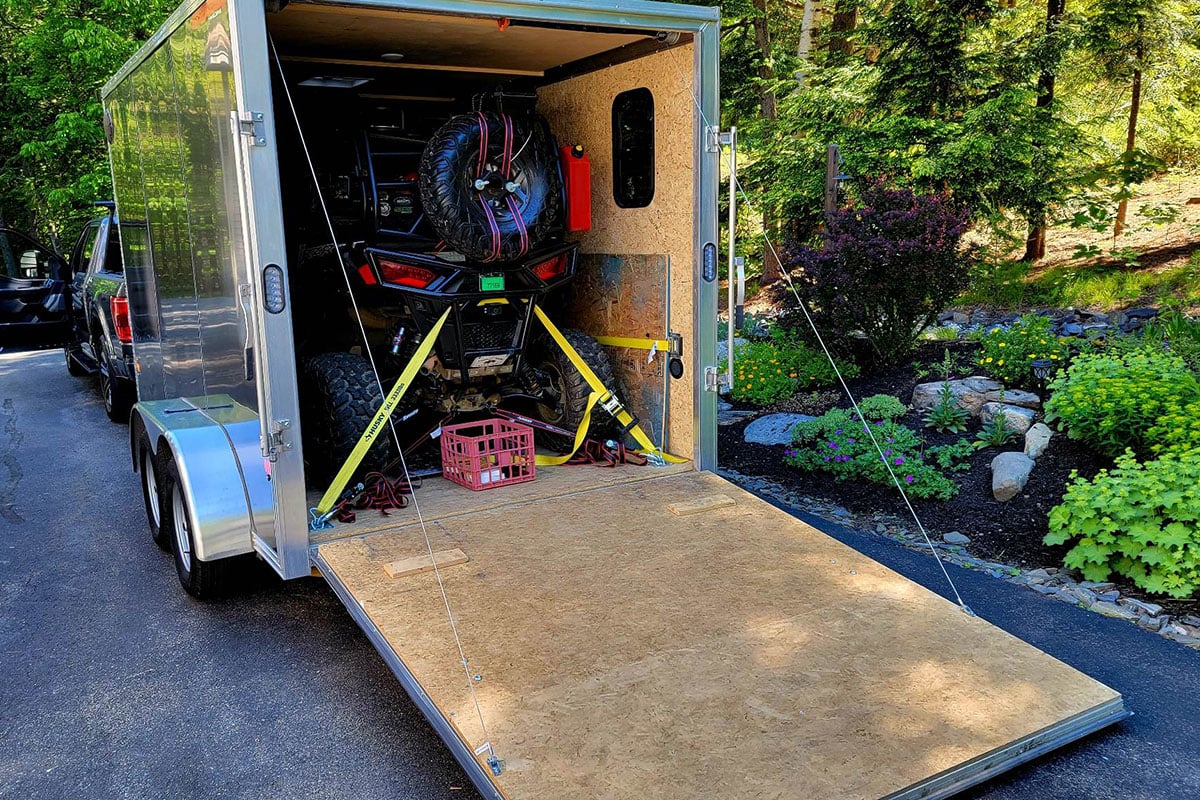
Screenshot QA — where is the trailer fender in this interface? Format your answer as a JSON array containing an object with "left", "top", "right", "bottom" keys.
[{"left": 130, "top": 397, "right": 269, "bottom": 562}]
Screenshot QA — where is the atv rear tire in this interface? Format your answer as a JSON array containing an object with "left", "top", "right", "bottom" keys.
[
  {"left": 533, "top": 329, "right": 616, "bottom": 452},
  {"left": 419, "top": 111, "right": 563, "bottom": 262},
  {"left": 299, "top": 352, "right": 397, "bottom": 485}
]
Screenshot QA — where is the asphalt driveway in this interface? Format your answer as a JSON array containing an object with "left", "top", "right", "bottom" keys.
[{"left": 1, "top": 348, "right": 1198, "bottom": 799}]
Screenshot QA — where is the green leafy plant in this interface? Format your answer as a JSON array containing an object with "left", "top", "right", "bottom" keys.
[
  {"left": 1046, "top": 448, "right": 1200, "bottom": 598},
  {"left": 726, "top": 336, "right": 859, "bottom": 407},
  {"left": 1144, "top": 310, "right": 1200, "bottom": 373},
  {"left": 784, "top": 405, "right": 958, "bottom": 500},
  {"left": 926, "top": 438, "right": 976, "bottom": 472},
  {"left": 975, "top": 411, "right": 1017, "bottom": 449},
  {"left": 923, "top": 350, "right": 970, "bottom": 433},
  {"left": 1147, "top": 398, "right": 1200, "bottom": 456},
  {"left": 977, "top": 315, "right": 1071, "bottom": 388},
  {"left": 856, "top": 393, "right": 908, "bottom": 422},
  {"left": 1044, "top": 349, "right": 1200, "bottom": 457}
]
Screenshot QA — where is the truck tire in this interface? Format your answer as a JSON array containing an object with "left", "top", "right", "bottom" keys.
[
  {"left": 162, "top": 454, "right": 232, "bottom": 599},
  {"left": 299, "top": 352, "right": 397, "bottom": 485},
  {"left": 419, "top": 112, "right": 563, "bottom": 263},
  {"left": 137, "top": 431, "right": 171, "bottom": 552},
  {"left": 100, "top": 353, "right": 133, "bottom": 424},
  {"left": 533, "top": 329, "right": 616, "bottom": 452}
]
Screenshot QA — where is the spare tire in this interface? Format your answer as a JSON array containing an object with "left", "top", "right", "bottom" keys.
[{"left": 419, "top": 111, "right": 563, "bottom": 263}]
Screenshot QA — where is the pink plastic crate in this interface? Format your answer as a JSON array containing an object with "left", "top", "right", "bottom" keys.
[{"left": 439, "top": 418, "right": 536, "bottom": 491}]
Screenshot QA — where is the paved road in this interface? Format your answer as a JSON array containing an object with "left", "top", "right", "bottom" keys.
[{"left": 2, "top": 348, "right": 1198, "bottom": 799}]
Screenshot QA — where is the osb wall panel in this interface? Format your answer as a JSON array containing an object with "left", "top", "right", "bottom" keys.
[
  {"left": 538, "top": 43, "right": 696, "bottom": 458},
  {"left": 317, "top": 470, "right": 1120, "bottom": 800},
  {"left": 567, "top": 254, "right": 668, "bottom": 447}
]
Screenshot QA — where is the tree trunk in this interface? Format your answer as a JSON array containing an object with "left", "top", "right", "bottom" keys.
[
  {"left": 828, "top": 0, "right": 858, "bottom": 59},
  {"left": 1022, "top": 0, "right": 1066, "bottom": 262},
  {"left": 1113, "top": 18, "right": 1144, "bottom": 238},
  {"left": 752, "top": 0, "right": 782, "bottom": 286},
  {"left": 794, "top": 0, "right": 818, "bottom": 87}
]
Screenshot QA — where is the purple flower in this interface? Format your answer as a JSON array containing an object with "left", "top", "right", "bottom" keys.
[
  {"left": 905, "top": 475, "right": 915, "bottom": 484},
  {"left": 894, "top": 457, "right": 904, "bottom": 466},
  {"left": 884, "top": 449, "right": 892, "bottom": 456},
  {"left": 875, "top": 420, "right": 884, "bottom": 426},
  {"left": 835, "top": 429, "right": 843, "bottom": 435},
  {"left": 823, "top": 456, "right": 831, "bottom": 462},
  {"left": 848, "top": 438, "right": 856, "bottom": 444},
  {"left": 886, "top": 437, "right": 895, "bottom": 444},
  {"left": 828, "top": 442, "right": 839, "bottom": 450}
]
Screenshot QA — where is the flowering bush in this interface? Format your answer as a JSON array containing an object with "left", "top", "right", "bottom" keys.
[
  {"left": 1044, "top": 349, "right": 1200, "bottom": 457},
  {"left": 727, "top": 334, "right": 858, "bottom": 407},
  {"left": 784, "top": 399, "right": 957, "bottom": 500},
  {"left": 783, "top": 181, "right": 973, "bottom": 365},
  {"left": 1046, "top": 448, "right": 1200, "bottom": 598},
  {"left": 976, "top": 315, "right": 1070, "bottom": 388}
]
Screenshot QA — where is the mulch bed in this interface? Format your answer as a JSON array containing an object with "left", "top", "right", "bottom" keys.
[{"left": 719, "top": 339, "right": 1200, "bottom": 618}]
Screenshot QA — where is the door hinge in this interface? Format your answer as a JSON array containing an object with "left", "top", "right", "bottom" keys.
[
  {"left": 239, "top": 111, "right": 267, "bottom": 147},
  {"left": 265, "top": 418, "right": 293, "bottom": 460},
  {"left": 667, "top": 331, "right": 683, "bottom": 358},
  {"left": 704, "top": 366, "right": 729, "bottom": 392},
  {"left": 707, "top": 126, "right": 734, "bottom": 153}
]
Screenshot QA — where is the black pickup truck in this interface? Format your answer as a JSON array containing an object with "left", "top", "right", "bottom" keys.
[{"left": 63, "top": 203, "right": 137, "bottom": 423}]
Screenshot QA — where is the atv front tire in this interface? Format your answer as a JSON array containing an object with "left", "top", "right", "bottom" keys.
[
  {"left": 299, "top": 352, "right": 398, "bottom": 485},
  {"left": 533, "top": 329, "right": 616, "bottom": 452}
]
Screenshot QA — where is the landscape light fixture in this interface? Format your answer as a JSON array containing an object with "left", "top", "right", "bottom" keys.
[{"left": 1031, "top": 358, "right": 1053, "bottom": 402}]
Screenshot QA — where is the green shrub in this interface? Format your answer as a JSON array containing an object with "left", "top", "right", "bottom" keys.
[
  {"left": 727, "top": 335, "right": 859, "bottom": 407},
  {"left": 975, "top": 411, "right": 1017, "bottom": 450},
  {"left": 784, "top": 404, "right": 957, "bottom": 500},
  {"left": 976, "top": 315, "right": 1070, "bottom": 388},
  {"left": 1147, "top": 398, "right": 1200, "bottom": 456},
  {"left": 1044, "top": 349, "right": 1200, "bottom": 457},
  {"left": 856, "top": 393, "right": 907, "bottom": 422},
  {"left": 1144, "top": 310, "right": 1200, "bottom": 374},
  {"left": 926, "top": 438, "right": 976, "bottom": 472},
  {"left": 924, "top": 381, "right": 970, "bottom": 433},
  {"left": 1046, "top": 448, "right": 1200, "bottom": 598}
]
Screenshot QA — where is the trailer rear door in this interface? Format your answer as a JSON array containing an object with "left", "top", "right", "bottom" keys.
[{"left": 312, "top": 469, "right": 1125, "bottom": 800}]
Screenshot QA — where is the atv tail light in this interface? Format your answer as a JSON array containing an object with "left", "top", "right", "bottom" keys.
[
  {"left": 378, "top": 259, "right": 436, "bottom": 289},
  {"left": 357, "top": 264, "right": 377, "bottom": 285},
  {"left": 110, "top": 296, "right": 132, "bottom": 343},
  {"left": 531, "top": 253, "right": 567, "bottom": 282}
]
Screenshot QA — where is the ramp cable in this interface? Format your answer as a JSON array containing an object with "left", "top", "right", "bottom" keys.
[
  {"left": 269, "top": 37, "right": 503, "bottom": 768},
  {"left": 670, "top": 58, "right": 973, "bottom": 615}
]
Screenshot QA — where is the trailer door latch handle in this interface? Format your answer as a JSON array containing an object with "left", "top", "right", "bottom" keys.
[{"left": 238, "top": 111, "right": 267, "bottom": 147}]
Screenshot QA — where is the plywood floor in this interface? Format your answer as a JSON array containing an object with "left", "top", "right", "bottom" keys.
[
  {"left": 316, "top": 471, "right": 1121, "bottom": 800},
  {"left": 307, "top": 460, "right": 693, "bottom": 544}
]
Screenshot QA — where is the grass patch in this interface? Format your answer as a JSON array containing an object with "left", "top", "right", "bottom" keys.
[{"left": 962, "top": 248, "right": 1200, "bottom": 311}]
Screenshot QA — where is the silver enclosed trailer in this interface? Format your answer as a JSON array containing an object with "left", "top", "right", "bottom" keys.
[{"left": 102, "top": 1, "right": 1126, "bottom": 797}]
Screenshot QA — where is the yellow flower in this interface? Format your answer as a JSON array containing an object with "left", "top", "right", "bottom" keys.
[
  {"left": 985, "top": 357, "right": 993, "bottom": 363},
  {"left": 997, "top": 360, "right": 1004, "bottom": 366},
  {"left": 998, "top": 342, "right": 1006, "bottom": 348}
]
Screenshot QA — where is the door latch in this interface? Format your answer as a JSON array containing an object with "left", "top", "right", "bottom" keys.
[
  {"left": 265, "top": 418, "right": 293, "bottom": 460},
  {"left": 703, "top": 366, "right": 730, "bottom": 393}
]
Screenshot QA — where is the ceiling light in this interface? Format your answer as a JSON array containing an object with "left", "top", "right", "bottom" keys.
[
  {"left": 297, "top": 76, "right": 372, "bottom": 88},
  {"left": 380, "top": 52, "right": 405, "bottom": 62}
]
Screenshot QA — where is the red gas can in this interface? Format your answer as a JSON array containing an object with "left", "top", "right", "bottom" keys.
[{"left": 560, "top": 144, "right": 592, "bottom": 232}]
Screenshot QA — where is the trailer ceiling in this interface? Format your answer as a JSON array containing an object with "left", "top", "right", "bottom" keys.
[{"left": 268, "top": 3, "right": 667, "bottom": 77}]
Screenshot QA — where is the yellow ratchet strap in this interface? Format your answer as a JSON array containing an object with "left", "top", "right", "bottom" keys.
[
  {"left": 593, "top": 335, "right": 672, "bottom": 353},
  {"left": 533, "top": 305, "right": 686, "bottom": 464},
  {"left": 315, "top": 307, "right": 451, "bottom": 515}
]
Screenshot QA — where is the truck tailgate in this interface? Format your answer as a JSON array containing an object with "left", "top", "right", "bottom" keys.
[{"left": 313, "top": 470, "right": 1124, "bottom": 800}]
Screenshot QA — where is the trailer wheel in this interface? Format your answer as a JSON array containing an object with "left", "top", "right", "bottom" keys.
[
  {"left": 138, "top": 433, "right": 171, "bottom": 552},
  {"left": 419, "top": 112, "right": 563, "bottom": 262},
  {"left": 162, "top": 454, "right": 231, "bottom": 599},
  {"left": 532, "top": 329, "right": 616, "bottom": 452},
  {"left": 299, "top": 352, "right": 398, "bottom": 485}
]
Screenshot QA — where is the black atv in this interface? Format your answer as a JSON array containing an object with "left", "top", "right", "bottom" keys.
[{"left": 295, "top": 108, "right": 614, "bottom": 482}]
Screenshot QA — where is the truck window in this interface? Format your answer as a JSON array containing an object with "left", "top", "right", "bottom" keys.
[
  {"left": 100, "top": 224, "right": 124, "bottom": 274},
  {"left": 71, "top": 221, "right": 103, "bottom": 274},
  {"left": 612, "top": 88, "right": 655, "bottom": 209}
]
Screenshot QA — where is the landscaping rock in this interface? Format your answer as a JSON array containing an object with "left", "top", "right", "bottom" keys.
[
  {"left": 717, "top": 336, "right": 749, "bottom": 363},
  {"left": 743, "top": 413, "right": 815, "bottom": 445},
  {"left": 1118, "top": 307, "right": 1158, "bottom": 333},
  {"left": 991, "top": 452, "right": 1035, "bottom": 501},
  {"left": 1120, "top": 597, "right": 1164, "bottom": 617},
  {"left": 911, "top": 376, "right": 1003, "bottom": 415},
  {"left": 981, "top": 402, "right": 1037, "bottom": 435},
  {"left": 942, "top": 531, "right": 971, "bottom": 546},
  {"left": 982, "top": 389, "right": 1041, "bottom": 410},
  {"left": 1089, "top": 600, "right": 1139, "bottom": 621},
  {"left": 1024, "top": 423, "right": 1053, "bottom": 459}
]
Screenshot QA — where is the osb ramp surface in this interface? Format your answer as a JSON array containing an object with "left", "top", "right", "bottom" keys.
[
  {"left": 307, "top": 460, "right": 692, "bottom": 544},
  {"left": 317, "top": 471, "right": 1120, "bottom": 800}
]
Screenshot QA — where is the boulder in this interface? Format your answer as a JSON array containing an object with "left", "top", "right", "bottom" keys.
[
  {"left": 981, "top": 402, "right": 1037, "bottom": 435},
  {"left": 911, "top": 376, "right": 1002, "bottom": 416},
  {"left": 942, "top": 531, "right": 971, "bottom": 546},
  {"left": 743, "top": 413, "right": 815, "bottom": 446},
  {"left": 991, "top": 452, "right": 1035, "bottom": 501},
  {"left": 1024, "top": 423, "right": 1053, "bottom": 459},
  {"left": 982, "top": 389, "right": 1041, "bottom": 410}
]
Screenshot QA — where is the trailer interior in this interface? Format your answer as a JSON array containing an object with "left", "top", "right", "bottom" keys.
[{"left": 106, "top": 2, "right": 1128, "bottom": 798}]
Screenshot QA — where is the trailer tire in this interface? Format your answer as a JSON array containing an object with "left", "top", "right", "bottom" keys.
[
  {"left": 533, "top": 329, "right": 616, "bottom": 452},
  {"left": 162, "top": 454, "right": 231, "bottom": 599},
  {"left": 419, "top": 111, "right": 563, "bottom": 262},
  {"left": 137, "top": 433, "right": 171, "bottom": 552},
  {"left": 299, "top": 352, "right": 397, "bottom": 485}
]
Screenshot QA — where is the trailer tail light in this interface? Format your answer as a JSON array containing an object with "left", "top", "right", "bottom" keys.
[
  {"left": 110, "top": 296, "right": 132, "bottom": 343},
  {"left": 531, "top": 253, "right": 568, "bottom": 282},
  {"left": 378, "top": 259, "right": 436, "bottom": 289}
]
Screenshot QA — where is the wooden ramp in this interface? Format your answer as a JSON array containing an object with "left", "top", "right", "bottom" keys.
[{"left": 313, "top": 470, "right": 1125, "bottom": 800}]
